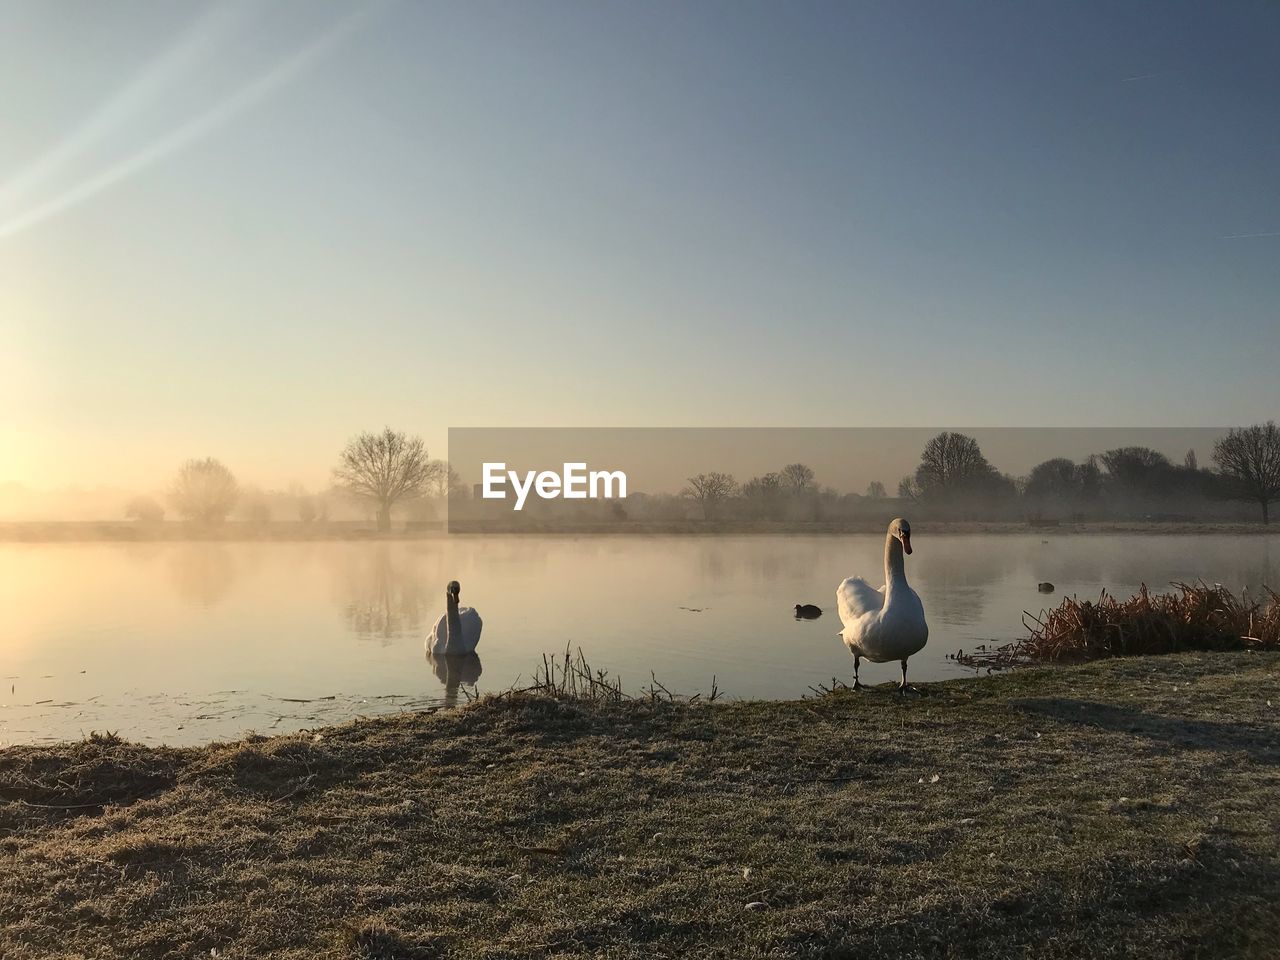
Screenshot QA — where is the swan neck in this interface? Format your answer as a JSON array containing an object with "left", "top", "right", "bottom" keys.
[
  {"left": 884, "top": 532, "right": 907, "bottom": 592},
  {"left": 445, "top": 594, "right": 463, "bottom": 653}
]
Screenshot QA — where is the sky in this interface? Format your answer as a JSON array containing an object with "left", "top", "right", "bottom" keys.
[{"left": 1, "top": 0, "right": 1278, "bottom": 493}]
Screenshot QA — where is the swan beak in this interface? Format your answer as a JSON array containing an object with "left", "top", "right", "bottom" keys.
[{"left": 901, "top": 534, "right": 912, "bottom": 555}]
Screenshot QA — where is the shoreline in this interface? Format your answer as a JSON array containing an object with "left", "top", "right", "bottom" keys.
[
  {"left": 0, "top": 518, "right": 1274, "bottom": 542},
  {"left": 2, "top": 652, "right": 1277, "bottom": 958}
]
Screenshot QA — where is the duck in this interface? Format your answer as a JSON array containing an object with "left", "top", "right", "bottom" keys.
[
  {"left": 426, "top": 580, "right": 482, "bottom": 655},
  {"left": 794, "top": 603, "right": 823, "bottom": 619},
  {"left": 836, "top": 518, "right": 929, "bottom": 693}
]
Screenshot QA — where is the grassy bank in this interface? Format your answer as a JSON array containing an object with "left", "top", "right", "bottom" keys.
[{"left": 2, "top": 654, "right": 1278, "bottom": 959}]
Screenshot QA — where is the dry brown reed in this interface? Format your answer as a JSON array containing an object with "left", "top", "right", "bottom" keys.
[
  {"left": 522, "top": 646, "right": 720, "bottom": 705},
  {"left": 955, "top": 581, "right": 1280, "bottom": 670}
]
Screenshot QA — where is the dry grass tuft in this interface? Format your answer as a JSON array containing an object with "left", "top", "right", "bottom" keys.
[
  {"left": 519, "top": 646, "right": 720, "bottom": 705},
  {"left": 346, "top": 922, "right": 446, "bottom": 960},
  {"left": 958, "top": 582, "right": 1280, "bottom": 670}
]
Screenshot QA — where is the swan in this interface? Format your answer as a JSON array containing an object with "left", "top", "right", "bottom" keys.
[
  {"left": 427, "top": 580, "right": 482, "bottom": 655},
  {"left": 836, "top": 518, "right": 928, "bottom": 693}
]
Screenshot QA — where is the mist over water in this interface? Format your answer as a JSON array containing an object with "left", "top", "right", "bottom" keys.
[{"left": 2, "top": 533, "right": 1275, "bottom": 745}]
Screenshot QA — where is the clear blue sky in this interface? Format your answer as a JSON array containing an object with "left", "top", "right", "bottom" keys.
[{"left": 1, "top": 0, "right": 1276, "bottom": 489}]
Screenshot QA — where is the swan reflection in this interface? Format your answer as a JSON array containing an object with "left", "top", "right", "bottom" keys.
[{"left": 427, "top": 652, "right": 482, "bottom": 707}]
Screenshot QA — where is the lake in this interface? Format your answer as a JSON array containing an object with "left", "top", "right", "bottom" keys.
[{"left": 2, "top": 533, "right": 1276, "bottom": 745}]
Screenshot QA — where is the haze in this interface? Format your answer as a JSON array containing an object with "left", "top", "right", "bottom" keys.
[{"left": 3, "top": 1, "right": 1278, "bottom": 497}]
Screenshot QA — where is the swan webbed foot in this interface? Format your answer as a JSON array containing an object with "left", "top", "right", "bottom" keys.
[
  {"left": 897, "top": 659, "right": 922, "bottom": 696},
  {"left": 852, "top": 679, "right": 865, "bottom": 691}
]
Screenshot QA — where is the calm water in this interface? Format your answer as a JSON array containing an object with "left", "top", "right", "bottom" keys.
[{"left": 2, "top": 534, "right": 1276, "bottom": 745}]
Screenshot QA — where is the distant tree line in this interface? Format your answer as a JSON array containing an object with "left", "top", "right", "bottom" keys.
[
  {"left": 124, "top": 428, "right": 457, "bottom": 530},
  {"left": 668, "top": 422, "right": 1279, "bottom": 525},
  {"left": 124, "top": 421, "right": 1280, "bottom": 528}
]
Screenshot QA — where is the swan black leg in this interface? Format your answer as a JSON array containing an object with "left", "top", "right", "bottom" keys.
[
  {"left": 852, "top": 652, "right": 863, "bottom": 690},
  {"left": 898, "top": 659, "right": 920, "bottom": 696}
]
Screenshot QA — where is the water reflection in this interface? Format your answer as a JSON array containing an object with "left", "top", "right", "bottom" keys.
[
  {"left": 427, "top": 653, "right": 483, "bottom": 707},
  {"left": 167, "top": 545, "right": 237, "bottom": 607},
  {"left": 5, "top": 534, "right": 1278, "bottom": 746},
  {"left": 336, "top": 546, "right": 431, "bottom": 643}
]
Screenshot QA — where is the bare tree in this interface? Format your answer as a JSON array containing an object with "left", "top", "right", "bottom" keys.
[
  {"left": 333, "top": 428, "right": 439, "bottom": 532},
  {"left": 241, "top": 492, "right": 271, "bottom": 527},
  {"left": 1213, "top": 422, "right": 1280, "bottom": 523},
  {"left": 124, "top": 494, "right": 165, "bottom": 523},
  {"left": 914, "top": 432, "right": 999, "bottom": 497},
  {"left": 427, "top": 459, "right": 467, "bottom": 500},
  {"left": 297, "top": 496, "right": 317, "bottom": 524},
  {"left": 1025, "top": 458, "right": 1080, "bottom": 500},
  {"left": 865, "top": 480, "right": 886, "bottom": 499},
  {"left": 780, "top": 463, "right": 815, "bottom": 494},
  {"left": 897, "top": 476, "right": 919, "bottom": 500},
  {"left": 1078, "top": 455, "right": 1103, "bottom": 500},
  {"left": 1184, "top": 449, "right": 1198, "bottom": 471},
  {"left": 683, "top": 472, "right": 737, "bottom": 520},
  {"left": 170, "top": 458, "right": 238, "bottom": 523},
  {"left": 740, "top": 473, "right": 783, "bottom": 519},
  {"left": 286, "top": 482, "right": 317, "bottom": 523},
  {"left": 1095, "top": 448, "right": 1172, "bottom": 491}
]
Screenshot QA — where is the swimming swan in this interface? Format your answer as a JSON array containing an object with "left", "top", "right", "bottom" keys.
[
  {"left": 427, "top": 580, "right": 482, "bottom": 655},
  {"left": 836, "top": 518, "right": 928, "bottom": 693}
]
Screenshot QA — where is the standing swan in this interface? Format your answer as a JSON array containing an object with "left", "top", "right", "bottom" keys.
[
  {"left": 427, "top": 580, "right": 482, "bottom": 655},
  {"left": 836, "top": 518, "right": 928, "bottom": 693}
]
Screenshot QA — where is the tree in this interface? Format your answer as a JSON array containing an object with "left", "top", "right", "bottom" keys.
[
  {"left": 298, "top": 496, "right": 317, "bottom": 524},
  {"left": 1213, "top": 422, "right": 1280, "bottom": 523},
  {"left": 897, "top": 476, "right": 919, "bottom": 500},
  {"left": 1078, "top": 455, "right": 1103, "bottom": 501},
  {"left": 780, "top": 463, "right": 816, "bottom": 494},
  {"left": 1184, "top": 449, "right": 1198, "bottom": 471},
  {"left": 124, "top": 494, "right": 165, "bottom": 523},
  {"left": 866, "top": 480, "right": 887, "bottom": 499},
  {"left": 683, "top": 472, "right": 737, "bottom": 520},
  {"left": 914, "top": 432, "right": 1001, "bottom": 498},
  {"left": 1024, "top": 458, "right": 1081, "bottom": 501},
  {"left": 1099, "top": 447, "right": 1173, "bottom": 492},
  {"left": 333, "top": 428, "right": 438, "bottom": 533},
  {"left": 427, "top": 459, "right": 467, "bottom": 500},
  {"left": 740, "top": 473, "right": 784, "bottom": 519},
  {"left": 170, "top": 458, "right": 238, "bottom": 523},
  {"left": 243, "top": 495, "right": 271, "bottom": 527}
]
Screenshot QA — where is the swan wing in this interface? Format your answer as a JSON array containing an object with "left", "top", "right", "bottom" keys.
[
  {"left": 427, "top": 607, "right": 483, "bottom": 653},
  {"left": 461, "top": 608, "right": 483, "bottom": 650},
  {"left": 836, "top": 577, "right": 885, "bottom": 625},
  {"left": 428, "top": 615, "right": 447, "bottom": 654}
]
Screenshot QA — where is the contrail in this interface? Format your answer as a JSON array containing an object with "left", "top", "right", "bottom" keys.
[
  {"left": 0, "top": 4, "right": 384, "bottom": 242},
  {"left": 1120, "top": 71, "right": 1169, "bottom": 83},
  {"left": 1219, "top": 231, "right": 1280, "bottom": 240},
  {"left": 0, "top": 1, "right": 254, "bottom": 213}
]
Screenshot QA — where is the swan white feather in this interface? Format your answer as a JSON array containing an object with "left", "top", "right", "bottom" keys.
[
  {"left": 837, "top": 518, "right": 928, "bottom": 685},
  {"left": 428, "top": 607, "right": 482, "bottom": 654},
  {"left": 426, "top": 580, "right": 482, "bottom": 655}
]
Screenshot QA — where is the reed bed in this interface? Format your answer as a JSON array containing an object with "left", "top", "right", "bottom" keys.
[{"left": 956, "top": 581, "right": 1280, "bottom": 670}]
